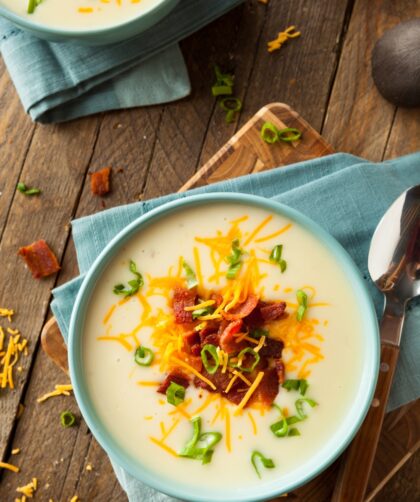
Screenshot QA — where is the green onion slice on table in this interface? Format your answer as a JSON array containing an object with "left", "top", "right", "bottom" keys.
[
  {"left": 60, "top": 410, "right": 76, "bottom": 428},
  {"left": 219, "top": 97, "right": 242, "bottom": 123}
]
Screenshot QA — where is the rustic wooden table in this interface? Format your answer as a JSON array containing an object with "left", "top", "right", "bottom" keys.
[{"left": 0, "top": 1, "right": 419, "bottom": 501}]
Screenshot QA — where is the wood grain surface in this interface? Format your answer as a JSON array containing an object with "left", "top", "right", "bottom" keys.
[{"left": 0, "top": 0, "right": 419, "bottom": 500}]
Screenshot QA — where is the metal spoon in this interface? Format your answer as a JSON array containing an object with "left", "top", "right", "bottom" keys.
[{"left": 332, "top": 184, "right": 420, "bottom": 502}]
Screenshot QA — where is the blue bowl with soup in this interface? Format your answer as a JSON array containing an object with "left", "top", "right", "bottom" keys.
[
  {"left": 0, "top": 0, "right": 179, "bottom": 44},
  {"left": 68, "top": 193, "right": 379, "bottom": 501}
]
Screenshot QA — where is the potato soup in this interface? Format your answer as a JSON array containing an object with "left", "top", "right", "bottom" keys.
[
  {"left": 0, "top": 0, "right": 163, "bottom": 30},
  {"left": 81, "top": 202, "right": 363, "bottom": 490}
]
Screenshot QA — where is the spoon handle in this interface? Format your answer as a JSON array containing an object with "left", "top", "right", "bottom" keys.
[{"left": 331, "top": 333, "right": 401, "bottom": 500}]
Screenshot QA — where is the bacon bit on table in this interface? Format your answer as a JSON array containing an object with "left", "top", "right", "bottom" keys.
[
  {"left": 268, "top": 26, "right": 301, "bottom": 53},
  {"left": 90, "top": 166, "right": 111, "bottom": 196},
  {"left": 18, "top": 239, "right": 60, "bottom": 279}
]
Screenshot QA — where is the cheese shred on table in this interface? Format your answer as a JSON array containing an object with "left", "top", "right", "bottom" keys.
[
  {"left": 37, "top": 384, "right": 73, "bottom": 403},
  {"left": 0, "top": 309, "right": 29, "bottom": 391},
  {"left": 16, "top": 477, "right": 37, "bottom": 498}
]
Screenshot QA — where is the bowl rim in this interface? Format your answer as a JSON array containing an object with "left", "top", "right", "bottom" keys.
[
  {"left": 68, "top": 192, "right": 380, "bottom": 502},
  {"left": 0, "top": 0, "right": 174, "bottom": 37}
]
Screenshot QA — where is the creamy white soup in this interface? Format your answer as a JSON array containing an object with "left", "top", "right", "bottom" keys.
[
  {"left": 0, "top": 0, "right": 162, "bottom": 30},
  {"left": 81, "top": 202, "right": 363, "bottom": 490}
]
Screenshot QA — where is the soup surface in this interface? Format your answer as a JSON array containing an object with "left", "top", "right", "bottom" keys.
[
  {"left": 81, "top": 202, "right": 364, "bottom": 491},
  {"left": 0, "top": 0, "right": 162, "bottom": 30}
]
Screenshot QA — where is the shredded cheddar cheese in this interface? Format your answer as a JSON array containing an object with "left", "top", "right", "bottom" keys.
[
  {"left": 0, "top": 461, "right": 19, "bottom": 472},
  {"left": 0, "top": 312, "right": 28, "bottom": 391},
  {"left": 268, "top": 26, "right": 301, "bottom": 53},
  {"left": 234, "top": 371, "right": 265, "bottom": 415},
  {"left": 16, "top": 478, "right": 37, "bottom": 497},
  {"left": 37, "top": 384, "right": 73, "bottom": 403}
]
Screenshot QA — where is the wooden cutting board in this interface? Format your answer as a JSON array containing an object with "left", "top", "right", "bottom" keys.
[{"left": 41, "top": 103, "right": 419, "bottom": 502}]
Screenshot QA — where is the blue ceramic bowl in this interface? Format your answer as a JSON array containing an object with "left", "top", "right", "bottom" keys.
[
  {"left": 68, "top": 193, "right": 379, "bottom": 502},
  {"left": 0, "top": 0, "right": 178, "bottom": 45}
]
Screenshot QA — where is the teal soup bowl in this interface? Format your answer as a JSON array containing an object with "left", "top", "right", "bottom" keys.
[
  {"left": 68, "top": 193, "right": 379, "bottom": 501},
  {"left": 0, "top": 0, "right": 178, "bottom": 44}
]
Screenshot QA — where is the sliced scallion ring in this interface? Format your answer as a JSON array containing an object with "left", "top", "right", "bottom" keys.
[
  {"left": 235, "top": 347, "right": 260, "bottom": 373},
  {"left": 251, "top": 451, "right": 275, "bottom": 478},
  {"left": 277, "top": 127, "right": 302, "bottom": 142},
  {"left": 134, "top": 346, "right": 154, "bottom": 367},
  {"left": 261, "top": 122, "right": 280, "bottom": 144},
  {"left": 166, "top": 382, "right": 186, "bottom": 406},
  {"left": 201, "top": 344, "right": 220, "bottom": 374}
]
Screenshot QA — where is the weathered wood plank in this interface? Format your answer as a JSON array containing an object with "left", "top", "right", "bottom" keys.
[
  {"left": 383, "top": 108, "right": 420, "bottom": 160},
  {"left": 0, "top": 116, "right": 101, "bottom": 467},
  {"left": 0, "top": 59, "right": 36, "bottom": 236},
  {"left": 198, "top": 0, "right": 352, "bottom": 168},
  {"left": 322, "top": 0, "right": 420, "bottom": 160}
]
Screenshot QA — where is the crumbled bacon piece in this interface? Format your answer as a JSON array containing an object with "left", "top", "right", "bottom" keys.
[
  {"left": 18, "top": 239, "right": 60, "bottom": 279},
  {"left": 90, "top": 167, "right": 111, "bottom": 196},
  {"left": 193, "top": 369, "right": 247, "bottom": 405},
  {"left": 222, "top": 294, "right": 259, "bottom": 321},
  {"left": 219, "top": 319, "right": 243, "bottom": 354},
  {"left": 275, "top": 359, "right": 285, "bottom": 384},
  {"left": 259, "top": 301, "right": 287, "bottom": 321},
  {"left": 157, "top": 370, "right": 189, "bottom": 394},
  {"left": 210, "top": 292, "right": 223, "bottom": 307},
  {"left": 199, "top": 325, "right": 220, "bottom": 348},
  {"left": 183, "top": 331, "right": 202, "bottom": 356},
  {"left": 259, "top": 337, "right": 284, "bottom": 358},
  {"left": 172, "top": 288, "right": 196, "bottom": 324},
  {"left": 249, "top": 368, "right": 279, "bottom": 406}
]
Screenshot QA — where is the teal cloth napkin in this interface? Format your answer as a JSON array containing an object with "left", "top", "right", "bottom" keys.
[
  {"left": 51, "top": 152, "right": 420, "bottom": 501},
  {"left": 0, "top": 0, "right": 243, "bottom": 123}
]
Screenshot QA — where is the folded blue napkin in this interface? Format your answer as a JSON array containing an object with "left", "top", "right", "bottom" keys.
[
  {"left": 51, "top": 152, "right": 420, "bottom": 501},
  {"left": 0, "top": 0, "right": 243, "bottom": 123}
]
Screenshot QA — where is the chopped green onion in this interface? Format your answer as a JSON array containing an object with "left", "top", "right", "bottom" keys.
[
  {"left": 277, "top": 127, "right": 302, "bottom": 142},
  {"left": 299, "top": 379, "right": 309, "bottom": 396},
  {"left": 201, "top": 344, "right": 220, "bottom": 374},
  {"left": 60, "top": 410, "right": 76, "bottom": 428},
  {"left": 166, "top": 382, "right": 186, "bottom": 406},
  {"left": 234, "top": 347, "right": 260, "bottom": 373},
  {"left": 226, "top": 239, "right": 243, "bottom": 279},
  {"left": 295, "top": 398, "right": 318, "bottom": 420},
  {"left": 260, "top": 122, "right": 302, "bottom": 144},
  {"left": 251, "top": 451, "right": 275, "bottom": 478},
  {"left": 261, "top": 122, "right": 279, "bottom": 144},
  {"left": 250, "top": 328, "right": 269, "bottom": 339},
  {"left": 179, "top": 417, "right": 222, "bottom": 464},
  {"left": 113, "top": 260, "right": 144, "bottom": 297},
  {"left": 269, "top": 244, "right": 287, "bottom": 273},
  {"left": 212, "top": 85, "right": 233, "bottom": 97},
  {"left": 219, "top": 98, "right": 242, "bottom": 123},
  {"left": 27, "top": 0, "right": 36, "bottom": 13},
  {"left": 192, "top": 306, "right": 214, "bottom": 319},
  {"left": 286, "top": 415, "right": 301, "bottom": 426},
  {"left": 270, "top": 405, "right": 289, "bottom": 438},
  {"left": 182, "top": 259, "right": 198, "bottom": 289},
  {"left": 296, "top": 289, "right": 308, "bottom": 321},
  {"left": 17, "top": 182, "right": 41, "bottom": 196},
  {"left": 270, "top": 405, "right": 303, "bottom": 438},
  {"left": 134, "top": 346, "right": 154, "bottom": 367},
  {"left": 212, "top": 66, "right": 234, "bottom": 97}
]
